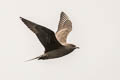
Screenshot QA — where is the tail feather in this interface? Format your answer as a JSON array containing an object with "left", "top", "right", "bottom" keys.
[{"left": 24, "top": 56, "right": 40, "bottom": 62}]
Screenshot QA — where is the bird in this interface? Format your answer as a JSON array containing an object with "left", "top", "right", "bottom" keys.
[{"left": 20, "top": 12, "right": 79, "bottom": 61}]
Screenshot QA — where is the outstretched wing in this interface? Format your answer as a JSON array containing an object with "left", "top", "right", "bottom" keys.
[
  {"left": 56, "top": 12, "right": 72, "bottom": 44},
  {"left": 20, "top": 17, "right": 63, "bottom": 53}
]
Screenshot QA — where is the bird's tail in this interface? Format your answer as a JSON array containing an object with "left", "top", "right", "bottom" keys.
[{"left": 24, "top": 56, "right": 41, "bottom": 62}]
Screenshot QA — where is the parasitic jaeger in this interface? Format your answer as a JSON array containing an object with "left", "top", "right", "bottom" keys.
[{"left": 20, "top": 12, "right": 79, "bottom": 61}]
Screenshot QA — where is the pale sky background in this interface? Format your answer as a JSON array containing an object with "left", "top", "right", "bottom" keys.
[{"left": 0, "top": 0, "right": 120, "bottom": 80}]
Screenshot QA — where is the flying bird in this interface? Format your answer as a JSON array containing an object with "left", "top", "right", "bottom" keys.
[{"left": 20, "top": 12, "right": 79, "bottom": 61}]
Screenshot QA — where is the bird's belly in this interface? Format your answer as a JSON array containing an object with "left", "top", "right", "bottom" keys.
[{"left": 45, "top": 47, "right": 73, "bottom": 59}]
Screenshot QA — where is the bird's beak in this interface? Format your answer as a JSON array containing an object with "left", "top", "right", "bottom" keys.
[{"left": 76, "top": 47, "right": 80, "bottom": 49}]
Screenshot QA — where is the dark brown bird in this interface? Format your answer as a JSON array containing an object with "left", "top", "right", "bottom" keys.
[{"left": 20, "top": 12, "right": 79, "bottom": 61}]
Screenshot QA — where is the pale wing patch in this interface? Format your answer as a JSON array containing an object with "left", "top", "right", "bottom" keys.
[
  {"left": 56, "top": 19, "right": 72, "bottom": 44},
  {"left": 56, "top": 28, "right": 70, "bottom": 44}
]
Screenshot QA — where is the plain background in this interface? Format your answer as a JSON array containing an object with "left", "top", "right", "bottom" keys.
[{"left": 0, "top": 0, "right": 120, "bottom": 80}]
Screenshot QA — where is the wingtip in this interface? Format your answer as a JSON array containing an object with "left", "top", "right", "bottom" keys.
[
  {"left": 19, "top": 17, "right": 29, "bottom": 23},
  {"left": 20, "top": 17, "right": 25, "bottom": 22},
  {"left": 61, "top": 11, "right": 68, "bottom": 17},
  {"left": 61, "top": 11, "right": 65, "bottom": 14},
  {"left": 20, "top": 17, "right": 25, "bottom": 21},
  {"left": 19, "top": 17, "right": 23, "bottom": 19}
]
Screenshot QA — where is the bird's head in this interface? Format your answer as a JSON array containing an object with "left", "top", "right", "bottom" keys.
[{"left": 67, "top": 44, "right": 80, "bottom": 50}]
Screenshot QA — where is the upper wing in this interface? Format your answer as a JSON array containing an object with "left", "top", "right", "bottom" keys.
[
  {"left": 20, "top": 17, "right": 63, "bottom": 53},
  {"left": 56, "top": 12, "right": 72, "bottom": 44}
]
